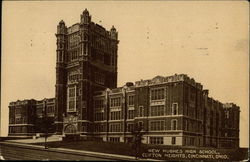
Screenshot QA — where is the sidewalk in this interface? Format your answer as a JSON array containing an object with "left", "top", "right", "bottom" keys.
[{"left": 5, "top": 135, "right": 62, "bottom": 144}]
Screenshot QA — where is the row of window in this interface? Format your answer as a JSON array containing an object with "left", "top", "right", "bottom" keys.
[
  {"left": 149, "top": 137, "right": 176, "bottom": 145},
  {"left": 94, "top": 112, "right": 104, "bottom": 121},
  {"left": 110, "top": 97, "right": 121, "bottom": 107},
  {"left": 150, "top": 105, "right": 164, "bottom": 116},
  {"left": 70, "top": 51, "right": 78, "bottom": 61},
  {"left": 93, "top": 96, "right": 134, "bottom": 109},
  {"left": 150, "top": 137, "right": 164, "bottom": 144},
  {"left": 104, "top": 136, "right": 197, "bottom": 146},
  {"left": 94, "top": 124, "right": 105, "bottom": 132},
  {"left": 36, "top": 106, "right": 54, "bottom": 115},
  {"left": 9, "top": 117, "right": 27, "bottom": 124},
  {"left": 9, "top": 126, "right": 28, "bottom": 133},
  {"left": 151, "top": 88, "right": 165, "bottom": 100},
  {"left": 110, "top": 111, "right": 121, "bottom": 120},
  {"left": 109, "top": 124, "right": 121, "bottom": 132},
  {"left": 150, "top": 121, "right": 165, "bottom": 131},
  {"left": 138, "top": 104, "right": 178, "bottom": 117},
  {"left": 108, "top": 137, "right": 120, "bottom": 142},
  {"left": 149, "top": 120, "right": 178, "bottom": 131},
  {"left": 94, "top": 100, "right": 104, "bottom": 109}
]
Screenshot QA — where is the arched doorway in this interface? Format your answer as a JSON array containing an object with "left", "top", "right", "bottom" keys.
[{"left": 64, "top": 124, "right": 77, "bottom": 134}]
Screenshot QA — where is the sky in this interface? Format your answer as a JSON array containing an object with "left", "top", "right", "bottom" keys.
[{"left": 1, "top": 1, "right": 249, "bottom": 147}]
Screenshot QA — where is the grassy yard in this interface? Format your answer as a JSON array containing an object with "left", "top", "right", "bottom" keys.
[
  {"left": 31, "top": 140, "right": 248, "bottom": 161},
  {"left": 32, "top": 140, "right": 138, "bottom": 156}
]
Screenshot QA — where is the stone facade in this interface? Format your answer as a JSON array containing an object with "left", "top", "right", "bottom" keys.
[
  {"left": 8, "top": 98, "right": 55, "bottom": 136},
  {"left": 8, "top": 9, "right": 240, "bottom": 149},
  {"left": 88, "top": 74, "right": 240, "bottom": 148},
  {"left": 55, "top": 9, "right": 118, "bottom": 134}
]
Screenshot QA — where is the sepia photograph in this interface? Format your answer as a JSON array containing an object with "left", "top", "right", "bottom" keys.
[{"left": 0, "top": 0, "right": 249, "bottom": 161}]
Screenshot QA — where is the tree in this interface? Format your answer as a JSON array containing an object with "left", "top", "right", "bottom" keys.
[
  {"left": 35, "top": 116, "right": 55, "bottom": 149},
  {"left": 35, "top": 99, "right": 56, "bottom": 149},
  {"left": 131, "top": 124, "right": 145, "bottom": 159}
]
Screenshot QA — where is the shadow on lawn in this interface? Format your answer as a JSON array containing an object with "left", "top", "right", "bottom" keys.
[{"left": 32, "top": 140, "right": 138, "bottom": 156}]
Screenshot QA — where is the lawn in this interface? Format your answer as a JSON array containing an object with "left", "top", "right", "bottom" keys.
[
  {"left": 31, "top": 140, "right": 248, "bottom": 161},
  {"left": 32, "top": 140, "right": 138, "bottom": 157}
]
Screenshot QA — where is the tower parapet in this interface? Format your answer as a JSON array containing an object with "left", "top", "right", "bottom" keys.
[
  {"left": 80, "top": 8, "right": 91, "bottom": 24},
  {"left": 110, "top": 26, "right": 118, "bottom": 40},
  {"left": 57, "top": 20, "right": 67, "bottom": 34}
]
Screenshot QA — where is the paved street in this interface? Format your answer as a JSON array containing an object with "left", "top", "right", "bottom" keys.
[{"left": 0, "top": 141, "right": 135, "bottom": 160}]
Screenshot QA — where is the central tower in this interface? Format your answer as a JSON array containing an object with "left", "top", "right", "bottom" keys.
[{"left": 55, "top": 9, "right": 119, "bottom": 135}]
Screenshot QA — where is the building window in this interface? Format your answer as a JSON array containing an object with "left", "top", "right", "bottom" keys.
[
  {"left": 94, "top": 124, "right": 104, "bottom": 132},
  {"left": 172, "top": 103, "right": 178, "bottom": 115},
  {"left": 138, "top": 121, "right": 143, "bottom": 129},
  {"left": 190, "top": 137, "right": 195, "bottom": 146},
  {"left": 138, "top": 106, "right": 144, "bottom": 117},
  {"left": 184, "top": 119, "right": 188, "bottom": 131},
  {"left": 71, "top": 51, "right": 78, "bottom": 61},
  {"left": 190, "top": 92, "right": 195, "bottom": 101},
  {"left": 150, "top": 120, "right": 164, "bottom": 131},
  {"left": 171, "top": 137, "right": 176, "bottom": 145},
  {"left": 110, "top": 111, "right": 121, "bottom": 120},
  {"left": 151, "top": 88, "right": 165, "bottom": 100},
  {"left": 128, "top": 95, "right": 134, "bottom": 106},
  {"left": 109, "top": 124, "right": 121, "bottom": 132},
  {"left": 109, "top": 137, "right": 120, "bottom": 142},
  {"left": 127, "top": 110, "right": 135, "bottom": 119},
  {"left": 95, "top": 72, "right": 105, "bottom": 85},
  {"left": 171, "top": 119, "right": 177, "bottom": 130},
  {"left": 127, "top": 123, "right": 134, "bottom": 132},
  {"left": 150, "top": 105, "right": 164, "bottom": 116},
  {"left": 15, "top": 108, "right": 21, "bottom": 115},
  {"left": 69, "top": 101, "right": 75, "bottom": 111},
  {"left": 68, "top": 87, "right": 76, "bottom": 111},
  {"left": 150, "top": 137, "right": 163, "bottom": 145},
  {"left": 83, "top": 44, "right": 87, "bottom": 54},
  {"left": 94, "top": 112, "right": 104, "bottom": 121},
  {"left": 69, "top": 72, "right": 80, "bottom": 82},
  {"left": 110, "top": 97, "right": 121, "bottom": 107},
  {"left": 47, "top": 106, "right": 54, "bottom": 114},
  {"left": 94, "top": 99, "right": 104, "bottom": 109}
]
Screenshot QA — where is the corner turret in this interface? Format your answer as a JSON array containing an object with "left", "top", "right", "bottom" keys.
[
  {"left": 80, "top": 8, "right": 91, "bottom": 24},
  {"left": 57, "top": 20, "right": 67, "bottom": 34},
  {"left": 110, "top": 25, "right": 118, "bottom": 40}
]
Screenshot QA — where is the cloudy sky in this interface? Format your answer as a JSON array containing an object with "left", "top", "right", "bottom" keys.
[{"left": 1, "top": 1, "right": 249, "bottom": 147}]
